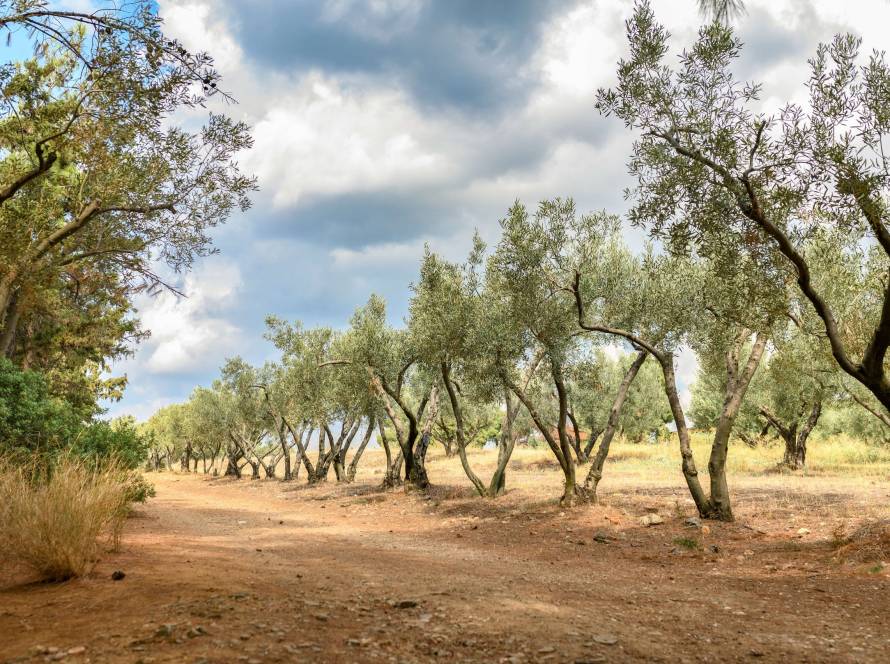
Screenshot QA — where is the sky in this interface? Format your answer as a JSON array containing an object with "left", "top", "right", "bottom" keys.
[{"left": 93, "top": 0, "right": 890, "bottom": 420}]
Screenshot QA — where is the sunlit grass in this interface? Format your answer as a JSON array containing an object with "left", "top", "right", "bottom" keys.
[{"left": 0, "top": 456, "right": 137, "bottom": 581}]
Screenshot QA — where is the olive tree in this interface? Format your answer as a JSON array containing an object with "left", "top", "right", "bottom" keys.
[
  {"left": 559, "top": 196, "right": 784, "bottom": 519},
  {"left": 218, "top": 358, "right": 276, "bottom": 480},
  {"left": 183, "top": 387, "right": 228, "bottom": 475},
  {"left": 409, "top": 237, "right": 522, "bottom": 497},
  {"left": 486, "top": 200, "right": 592, "bottom": 504},
  {"left": 321, "top": 296, "right": 436, "bottom": 490},
  {"left": 143, "top": 404, "right": 187, "bottom": 472},
  {"left": 754, "top": 325, "right": 841, "bottom": 470},
  {"left": 597, "top": 1, "right": 890, "bottom": 415},
  {"left": 578, "top": 349, "right": 663, "bottom": 496},
  {"left": 264, "top": 319, "right": 356, "bottom": 483}
]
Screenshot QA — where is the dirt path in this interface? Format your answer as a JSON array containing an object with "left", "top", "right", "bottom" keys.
[{"left": 2, "top": 472, "right": 888, "bottom": 663}]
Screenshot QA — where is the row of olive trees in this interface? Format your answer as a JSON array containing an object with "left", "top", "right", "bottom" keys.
[
  {"left": 147, "top": 194, "right": 883, "bottom": 521},
  {"left": 148, "top": 0, "right": 890, "bottom": 522},
  {"left": 142, "top": 230, "right": 676, "bottom": 500}
]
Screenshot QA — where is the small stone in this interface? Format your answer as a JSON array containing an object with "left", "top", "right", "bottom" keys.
[
  {"left": 709, "top": 544, "right": 720, "bottom": 554},
  {"left": 186, "top": 626, "right": 206, "bottom": 639},
  {"left": 701, "top": 525, "right": 711, "bottom": 535},
  {"left": 537, "top": 646, "right": 556, "bottom": 653},
  {"left": 67, "top": 647, "right": 86, "bottom": 655},
  {"left": 591, "top": 634, "right": 619, "bottom": 645},
  {"left": 592, "top": 531, "right": 612, "bottom": 544},
  {"left": 313, "top": 613, "right": 329, "bottom": 621},
  {"left": 154, "top": 624, "right": 175, "bottom": 638},
  {"left": 683, "top": 517, "right": 702, "bottom": 528},
  {"left": 797, "top": 528, "right": 811, "bottom": 536},
  {"left": 111, "top": 570, "right": 126, "bottom": 581},
  {"left": 392, "top": 599, "right": 418, "bottom": 609},
  {"left": 640, "top": 514, "right": 664, "bottom": 526}
]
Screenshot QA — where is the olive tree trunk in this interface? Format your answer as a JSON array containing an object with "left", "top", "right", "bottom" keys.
[
  {"left": 585, "top": 349, "right": 648, "bottom": 498},
  {"left": 760, "top": 402, "right": 822, "bottom": 471}
]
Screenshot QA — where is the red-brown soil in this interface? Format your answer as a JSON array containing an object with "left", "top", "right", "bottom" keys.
[{"left": 2, "top": 466, "right": 889, "bottom": 663}]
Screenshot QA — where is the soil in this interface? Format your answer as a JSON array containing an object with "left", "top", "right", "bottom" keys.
[{"left": 2, "top": 469, "right": 889, "bottom": 664}]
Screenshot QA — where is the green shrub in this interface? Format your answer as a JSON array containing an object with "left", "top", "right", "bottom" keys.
[{"left": 0, "top": 359, "right": 148, "bottom": 468}]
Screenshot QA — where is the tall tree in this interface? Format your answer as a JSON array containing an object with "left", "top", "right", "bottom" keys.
[
  {"left": 487, "top": 200, "right": 591, "bottom": 504},
  {"left": 597, "top": 0, "right": 890, "bottom": 415},
  {"left": 0, "top": 1, "right": 255, "bottom": 406},
  {"left": 410, "top": 237, "right": 519, "bottom": 498}
]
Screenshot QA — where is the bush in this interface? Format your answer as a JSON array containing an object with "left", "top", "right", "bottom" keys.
[
  {"left": 125, "top": 474, "right": 156, "bottom": 503},
  {"left": 0, "top": 456, "right": 137, "bottom": 581},
  {"left": 70, "top": 419, "right": 149, "bottom": 470},
  {"left": 0, "top": 359, "right": 149, "bottom": 468},
  {"left": 0, "top": 358, "right": 80, "bottom": 457}
]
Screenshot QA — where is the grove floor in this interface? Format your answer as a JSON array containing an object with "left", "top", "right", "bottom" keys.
[{"left": 2, "top": 448, "right": 889, "bottom": 663}]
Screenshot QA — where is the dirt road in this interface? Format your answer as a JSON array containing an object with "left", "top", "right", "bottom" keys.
[{"left": 2, "top": 471, "right": 888, "bottom": 663}]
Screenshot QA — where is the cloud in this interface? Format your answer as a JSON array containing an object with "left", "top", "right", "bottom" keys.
[
  {"left": 137, "top": 259, "right": 245, "bottom": 375},
  {"left": 245, "top": 76, "right": 448, "bottom": 207},
  {"left": 205, "top": 0, "right": 566, "bottom": 113}
]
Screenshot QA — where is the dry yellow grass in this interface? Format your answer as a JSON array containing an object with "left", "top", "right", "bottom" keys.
[
  {"left": 833, "top": 519, "right": 890, "bottom": 564},
  {"left": 166, "top": 433, "right": 890, "bottom": 552},
  {"left": 0, "top": 456, "right": 135, "bottom": 581}
]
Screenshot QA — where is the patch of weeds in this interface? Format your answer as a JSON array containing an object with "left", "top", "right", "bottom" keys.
[
  {"left": 868, "top": 564, "right": 884, "bottom": 574},
  {"left": 673, "top": 537, "right": 700, "bottom": 550}
]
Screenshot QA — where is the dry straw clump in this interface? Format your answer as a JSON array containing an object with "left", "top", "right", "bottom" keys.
[
  {"left": 833, "top": 520, "right": 890, "bottom": 564},
  {"left": 0, "top": 456, "right": 135, "bottom": 581}
]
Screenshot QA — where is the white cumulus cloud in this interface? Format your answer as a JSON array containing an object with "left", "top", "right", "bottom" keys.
[{"left": 137, "top": 259, "right": 244, "bottom": 375}]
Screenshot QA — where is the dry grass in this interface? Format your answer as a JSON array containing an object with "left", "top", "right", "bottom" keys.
[
  {"left": 170, "top": 433, "right": 890, "bottom": 543},
  {"left": 833, "top": 519, "right": 890, "bottom": 564},
  {"left": 0, "top": 456, "right": 136, "bottom": 581}
]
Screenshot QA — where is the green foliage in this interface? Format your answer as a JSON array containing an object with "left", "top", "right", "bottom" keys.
[
  {"left": 69, "top": 418, "right": 149, "bottom": 470},
  {"left": 572, "top": 350, "right": 671, "bottom": 442},
  {"left": 599, "top": 0, "right": 890, "bottom": 414},
  {"left": 0, "top": 358, "right": 148, "bottom": 466},
  {"left": 124, "top": 474, "right": 156, "bottom": 504},
  {"left": 673, "top": 536, "right": 701, "bottom": 550},
  {"left": 0, "top": 357, "right": 79, "bottom": 454},
  {"left": 0, "top": 1, "right": 256, "bottom": 442}
]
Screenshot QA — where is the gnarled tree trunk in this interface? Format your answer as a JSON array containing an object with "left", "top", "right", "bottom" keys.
[
  {"left": 346, "top": 416, "right": 376, "bottom": 483},
  {"left": 585, "top": 349, "right": 648, "bottom": 498},
  {"left": 761, "top": 401, "right": 822, "bottom": 471}
]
